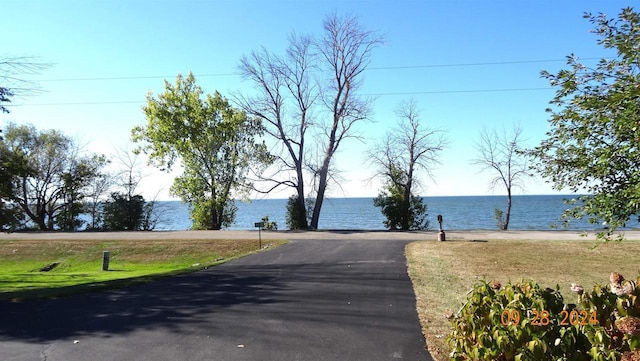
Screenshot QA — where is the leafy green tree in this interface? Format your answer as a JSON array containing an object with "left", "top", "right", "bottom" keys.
[
  {"left": 373, "top": 166, "right": 430, "bottom": 230},
  {"left": 0, "top": 141, "right": 31, "bottom": 230},
  {"left": 530, "top": 8, "right": 640, "bottom": 239},
  {"left": 103, "top": 192, "right": 145, "bottom": 231},
  {"left": 133, "top": 73, "right": 271, "bottom": 230},
  {"left": 56, "top": 157, "right": 107, "bottom": 231},
  {"left": 369, "top": 100, "right": 446, "bottom": 230},
  {"left": 1, "top": 123, "right": 106, "bottom": 230}
]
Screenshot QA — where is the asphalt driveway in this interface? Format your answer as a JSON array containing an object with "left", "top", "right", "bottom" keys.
[{"left": 1, "top": 238, "right": 431, "bottom": 361}]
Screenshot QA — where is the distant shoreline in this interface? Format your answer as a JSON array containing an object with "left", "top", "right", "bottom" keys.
[
  {"left": 154, "top": 194, "right": 588, "bottom": 202},
  {"left": 2, "top": 229, "right": 640, "bottom": 241}
]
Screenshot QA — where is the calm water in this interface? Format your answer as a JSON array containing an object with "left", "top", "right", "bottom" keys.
[{"left": 152, "top": 195, "right": 640, "bottom": 231}]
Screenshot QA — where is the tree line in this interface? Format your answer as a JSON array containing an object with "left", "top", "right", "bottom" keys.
[
  {"left": 0, "top": 123, "right": 161, "bottom": 231},
  {"left": 2, "top": 9, "right": 639, "bottom": 238}
]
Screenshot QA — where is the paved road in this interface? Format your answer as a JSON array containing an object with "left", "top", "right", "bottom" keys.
[{"left": 1, "top": 238, "right": 431, "bottom": 361}]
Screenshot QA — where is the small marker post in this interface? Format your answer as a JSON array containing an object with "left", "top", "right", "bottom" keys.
[
  {"left": 254, "top": 222, "right": 265, "bottom": 249},
  {"left": 437, "top": 215, "right": 446, "bottom": 242}
]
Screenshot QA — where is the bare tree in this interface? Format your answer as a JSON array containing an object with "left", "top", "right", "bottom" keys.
[
  {"left": 369, "top": 100, "right": 447, "bottom": 230},
  {"left": 309, "top": 13, "right": 382, "bottom": 229},
  {"left": 238, "top": 13, "right": 382, "bottom": 229},
  {"left": 471, "top": 125, "right": 530, "bottom": 230},
  {"left": 111, "top": 149, "right": 168, "bottom": 231},
  {"left": 85, "top": 171, "right": 114, "bottom": 230},
  {"left": 237, "top": 34, "right": 317, "bottom": 229},
  {"left": 1, "top": 56, "right": 50, "bottom": 113},
  {"left": 113, "top": 149, "right": 145, "bottom": 201}
]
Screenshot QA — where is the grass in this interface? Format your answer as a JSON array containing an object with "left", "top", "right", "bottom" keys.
[
  {"left": 0, "top": 238, "right": 286, "bottom": 301},
  {"left": 406, "top": 238, "right": 640, "bottom": 361}
]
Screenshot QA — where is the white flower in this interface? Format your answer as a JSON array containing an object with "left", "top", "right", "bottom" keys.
[
  {"left": 570, "top": 283, "right": 584, "bottom": 294},
  {"left": 611, "top": 280, "right": 636, "bottom": 296}
]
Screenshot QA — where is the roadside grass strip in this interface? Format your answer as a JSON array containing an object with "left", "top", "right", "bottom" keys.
[{"left": 406, "top": 238, "right": 640, "bottom": 361}]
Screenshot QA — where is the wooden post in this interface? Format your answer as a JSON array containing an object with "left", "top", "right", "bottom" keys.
[{"left": 102, "top": 251, "right": 110, "bottom": 271}]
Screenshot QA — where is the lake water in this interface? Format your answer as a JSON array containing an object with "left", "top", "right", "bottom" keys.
[{"left": 151, "top": 195, "right": 640, "bottom": 231}]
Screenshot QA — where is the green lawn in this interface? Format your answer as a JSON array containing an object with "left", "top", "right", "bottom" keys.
[
  {"left": 406, "top": 238, "right": 640, "bottom": 361},
  {"left": 0, "top": 238, "right": 286, "bottom": 301}
]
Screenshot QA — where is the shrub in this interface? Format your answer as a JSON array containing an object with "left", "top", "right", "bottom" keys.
[
  {"left": 103, "top": 192, "right": 145, "bottom": 231},
  {"left": 494, "top": 207, "right": 506, "bottom": 230},
  {"left": 373, "top": 183, "right": 429, "bottom": 230},
  {"left": 261, "top": 215, "right": 278, "bottom": 231},
  {"left": 447, "top": 274, "right": 640, "bottom": 360},
  {"left": 286, "top": 195, "right": 312, "bottom": 230},
  {"left": 580, "top": 273, "right": 640, "bottom": 357}
]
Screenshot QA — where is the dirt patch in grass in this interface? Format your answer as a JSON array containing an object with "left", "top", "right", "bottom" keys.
[{"left": 406, "top": 239, "right": 640, "bottom": 361}]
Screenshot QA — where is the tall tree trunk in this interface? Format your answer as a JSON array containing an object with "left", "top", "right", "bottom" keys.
[
  {"left": 402, "top": 185, "right": 411, "bottom": 230},
  {"left": 295, "top": 163, "right": 308, "bottom": 229},
  {"left": 36, "top": 216, "right": 47, "bottom": 231},
  {"left": 211, "top": 204, "right": 220, "bottom": 230},
  {"left": 211, "top": 184, "right": 220, "bottom": 230},
  {"left": 310, "top": 159, "right": 331, "bottom": 230},
  {"left": 504, "top": 189, "right": 512, "bottom": 230},
  {"left": 310, "top": 109, "right": 339, "bottom": 229}
]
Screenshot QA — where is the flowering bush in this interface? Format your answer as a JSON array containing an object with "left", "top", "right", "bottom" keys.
[
  {"left": 579, "top": 273, "right": 640, "bottom": 360},
  {"left": 447, "top": 273, "right": 640, "bottom": 360}
]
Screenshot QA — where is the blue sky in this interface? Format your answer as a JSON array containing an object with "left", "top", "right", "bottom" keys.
[{"left": 1, "top": 0, "right": 631, "bottom": 200}]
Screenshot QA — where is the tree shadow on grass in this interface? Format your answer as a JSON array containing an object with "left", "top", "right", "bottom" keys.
[
  {"left": 0, "top": 267, "right": 205, "bottom": 302},
  {"left": 0, "top": 266, "right": 286, "bottom": 342}
]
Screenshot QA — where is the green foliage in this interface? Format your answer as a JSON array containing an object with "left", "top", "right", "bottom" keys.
[
  {"left": 56, "top": 156, "right": 108, "bottom": 231},
  {"left": 373, "top": 179, "right": 429, "bottom": 230},
  {"left": 189, "top": 197, "right": 236, "bottom": 230},
  {"left": 494, "top": 208, "right": 507, "bottom": 230},
  {"left": 261, "top": 215, "right": 278, "bottom": 231},
  {"left": 286, "top": 194, "right": 313, "bottom": 230},
  {"left": 133, "top": 73, "right": 272, "bottom": 230},
  {"left": 140, "top": 200, "right": 159, "bottom": 231},
  {"left": 0, "top": 203, "right": 25, "bottom": 232},
  {"left": 448, "top": 274, "right": 640, "bottom": 360},
  {"left": 55, "top": 200, "right": 85, "bottom": 231},
  {"left": 103, "top": 192, "right": 145, "bottom": 231},
  {"left": 0, "top": 123, "right": 106, "bottom": 230},
  {"left": 579, "top": 273, "right": 640, "bottom": 357},
  {"left": 0, "top": 138, "right": 31, "bottom": 230},
  {"left": 530, "top": 8, "right": 640, "bottom": 240}
]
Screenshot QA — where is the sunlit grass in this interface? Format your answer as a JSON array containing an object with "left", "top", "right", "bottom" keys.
[
  {"left": 406, "top": 238, "right": 640, "bottom": 361},
  {"left": 0, "top": 238, "right": 286, "bottom": 300}
]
